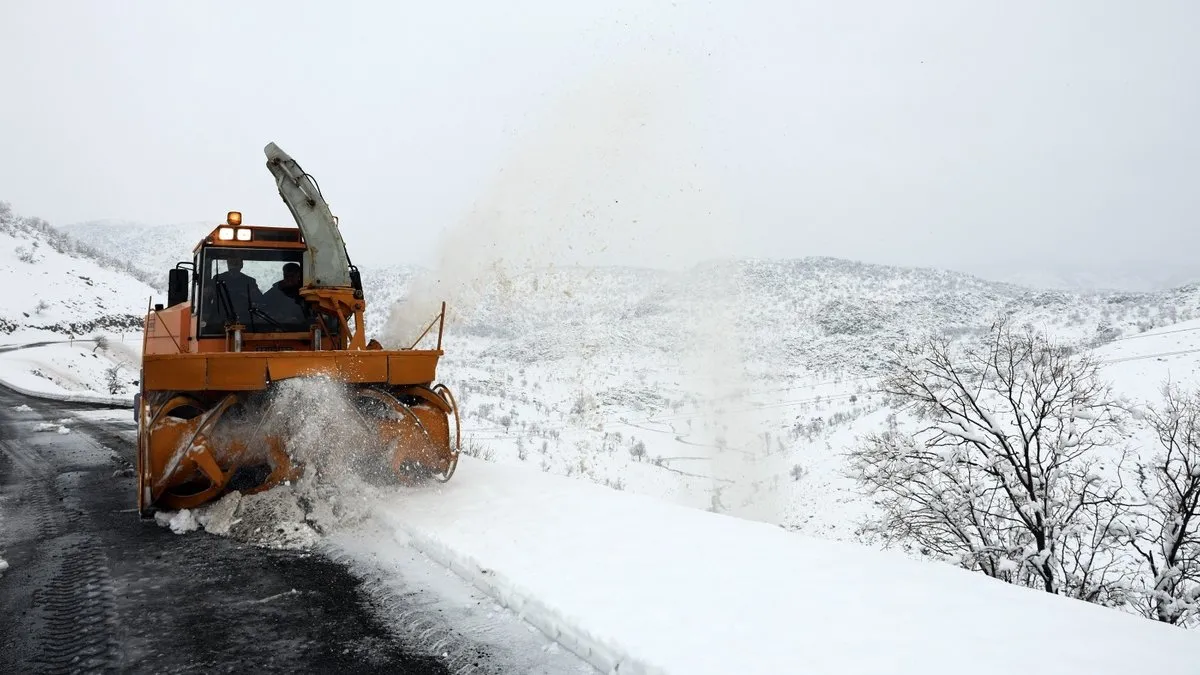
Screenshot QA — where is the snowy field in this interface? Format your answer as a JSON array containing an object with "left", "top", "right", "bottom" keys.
[
  {"left": 0, "top": 333, "right": 140, "bottom": 405},
  {"left": 355, "top": 458, "right": 1200, "bottom": 675},
  {"left": 1094, "top": 319, "right": 1200, "bottom": 404}
]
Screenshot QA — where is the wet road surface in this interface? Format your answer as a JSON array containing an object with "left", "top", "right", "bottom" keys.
[{"left": 0, "top": 384, "right": 457, "bottom": 674}]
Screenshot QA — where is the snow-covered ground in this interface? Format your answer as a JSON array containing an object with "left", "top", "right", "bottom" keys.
[
  {"left": 360, "top": 458, "right": 1199, "bottom": 675},
  {"left": 158, "top": 454, "right": 1200, "bottom": 674},
  {"left": 1094, "top": 318, "right": 1200, "bottom": 404},
  {"left": 0, "top": 334, "right": 141, "bottom": 405}
]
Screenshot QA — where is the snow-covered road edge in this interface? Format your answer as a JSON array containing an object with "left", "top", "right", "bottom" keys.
[
  {"left": 0, "top": 338, "right": 135, "bottom": 407},
  {"left": 380, "top": 512, "right": 654, "bottom": 675},
  {"left": 0, "top": 376, "right": 132, "bottom": 407}
]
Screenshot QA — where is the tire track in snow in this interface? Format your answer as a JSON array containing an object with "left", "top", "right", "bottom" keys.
[
  {"left": 0, "top": 434, "right": 119, "bottom": 674},
  {"left": 30, "top": 535, "right": 119, "bottom": 674}
]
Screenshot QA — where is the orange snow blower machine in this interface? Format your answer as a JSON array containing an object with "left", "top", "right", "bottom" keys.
[{"left": 134, "top": 142, "right": 459, "bottom": 517}]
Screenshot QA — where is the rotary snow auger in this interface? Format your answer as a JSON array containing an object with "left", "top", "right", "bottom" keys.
[{"left": 133, "top": 142, "right": 460, "bottom": 517}]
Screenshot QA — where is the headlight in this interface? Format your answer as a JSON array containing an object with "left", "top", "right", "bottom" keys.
[
  {"left": 236, "top": 228, "right": 252, "bottom": 241},
  {"left": 217, "top": 227, "right": 235, "bottom": 240},
  {"left": 227, "top": 211, "right": 242, "bottom": 226}
]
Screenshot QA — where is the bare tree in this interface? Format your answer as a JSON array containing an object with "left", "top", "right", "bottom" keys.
[
  {"left": 849, "top": 321, "right": 1133, "bottom": 602},
  {"left": 1125, "top": 383, "right": 1200, "bottom": 626}
]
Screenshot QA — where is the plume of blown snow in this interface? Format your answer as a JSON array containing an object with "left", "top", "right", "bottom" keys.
[
  {"left": 379, "top": 54, "right": 782, "bottom": 524},
  {"left": 380, "top": 55, "right": 736, "bottom": 347},
  {"left": 248, "top": 376, "right": 394, "bottom": 530},
  {"left": 154, "top": 376, "right": 402, "bottom": 549},
  {"left": 679, "top": 270, "right": 787, "bottom": 525}
]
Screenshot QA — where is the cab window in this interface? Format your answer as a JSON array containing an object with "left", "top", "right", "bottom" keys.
[{"left": 197, "top": 247, "right": 308, "bottom": 336}]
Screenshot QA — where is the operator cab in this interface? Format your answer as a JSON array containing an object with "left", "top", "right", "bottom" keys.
[
  {"left": 197, "top": 247, "right": 308, "bottom": 337},
  {"left": 160, "top": 206, "right": 362, "bottom": 353},
  {"left": 163, "top": 211, "right": 342, "bottom": 351}
]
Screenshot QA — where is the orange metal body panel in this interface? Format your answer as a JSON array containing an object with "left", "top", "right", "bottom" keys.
[
  {"left": 144, "top": 306, "right": 191, "bottom": 355},
  {"left": 143, "top": 357, "right": 207, "bottom": 390},
  {"left": 141, "top": 350, "right": 444, "bottom": 392},
  {"left": 207, "top": 357, "right": 269, "bottom": 389},
  {"left": 263, "top": 352, "right": 392, "bottom": 383},
  {"left": 334, "top": 353, "right": 389, "bottom": 381},
  {"left": 387, "top": 352, "right": 442, "bottom": 385}
]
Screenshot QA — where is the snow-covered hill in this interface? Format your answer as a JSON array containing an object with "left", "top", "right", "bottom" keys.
[
  {"left": 59, "top": 218, "right": 214, "bottom": 290},
  {"left": 959, "top": 260, "right": 1200, "bottom": 292},
  {"left": 0, "top": 203, "right": 158, "bottom": 339},
  {"left": 373, "top": 257, "right": 1200, "bottom": 364},
  {"left": 352, "top": 457, "right": 1200, "bottom": 675}
]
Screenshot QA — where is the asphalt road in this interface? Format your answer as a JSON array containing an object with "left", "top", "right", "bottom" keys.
[
  {"left": 0, "top": 384, "right": 461, "bottom": 674},
  {"left": 0, "top": 340, "right": 63, "bottom": 354}
]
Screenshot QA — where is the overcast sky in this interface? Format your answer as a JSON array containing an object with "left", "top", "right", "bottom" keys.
[{"left": 1, "top": 1, "right": 1196, "bottom": 273}]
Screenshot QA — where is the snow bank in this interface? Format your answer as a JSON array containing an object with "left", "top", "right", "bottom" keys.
[
  {"left": 376, "top": 457, "right": 1200, "bottom": 675},
  {"left": 0, "top": 339, "right": 137, "bottom": 406},
  {"left": 151, "top": 489, "right": 322, "bottom": 550},
  {"left": 0, "top": 373, "right": 132, "bottom": 406}
]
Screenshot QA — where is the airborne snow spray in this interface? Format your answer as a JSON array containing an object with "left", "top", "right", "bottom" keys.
[{"left": 380, "top": 53, "right": 784, "bottom": 525}]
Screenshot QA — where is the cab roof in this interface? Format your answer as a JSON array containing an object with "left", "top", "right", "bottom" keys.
[{"left": 194, "top": 223, "right": 307, "bottom": 253}]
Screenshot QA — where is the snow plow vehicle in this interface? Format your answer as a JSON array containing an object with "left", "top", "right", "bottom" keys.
[{"left": 134, "top": 142, "right": 459, "bottom": 517}]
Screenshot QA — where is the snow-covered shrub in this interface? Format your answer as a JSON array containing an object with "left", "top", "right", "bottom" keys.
[{"left": 105, "top": 364, "right": 124, "bottom": 394}]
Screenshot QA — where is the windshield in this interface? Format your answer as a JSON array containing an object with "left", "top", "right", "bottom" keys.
[{"left": 198, "top": 247, "right": 309, "bottom": 335}]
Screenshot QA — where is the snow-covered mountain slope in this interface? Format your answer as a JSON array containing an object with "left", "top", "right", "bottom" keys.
[
  {"left": 373, "top": 257, "right": 1200, "bottom": 368},
  {"left": 58, "top": 218, "right": 214, "bottom": 290},
  {"left": 960, "top": 260, "right": 1200, "bottom": 292},
  {"left": 1095, "top": 318, "right": 1200, "bottom": 404},
  {"left": 0, "top": 203, "right": 158, "bottom": 339}
]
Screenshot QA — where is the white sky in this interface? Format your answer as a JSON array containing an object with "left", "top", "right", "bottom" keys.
[{"left": 1, "top": 1, "right": 1196, "bottom": 272}]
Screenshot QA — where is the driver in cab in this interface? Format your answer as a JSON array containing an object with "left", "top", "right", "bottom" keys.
[
  {"left": 213, "top": 254, "right": 265, "bottom": 317},
  {"left": 263, "top": 262, "right": 309, "bottom": 325}
]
